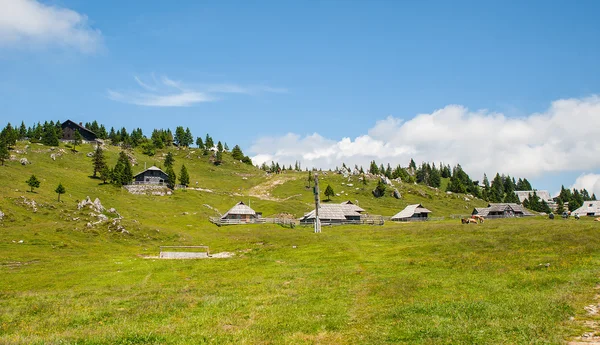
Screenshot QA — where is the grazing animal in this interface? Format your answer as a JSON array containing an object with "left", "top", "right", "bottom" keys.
[
  {"left": 468, "top": 218, "right": 478, "bottom": 224},
  {"left": 462, "top": 218, "right": 477, "bottom": 224},
  {"left": 472, "top": 215, "right": 485, "bottom": 223},
  {"left": 595, "top": 217, "right": 600, "bottom": 222}
]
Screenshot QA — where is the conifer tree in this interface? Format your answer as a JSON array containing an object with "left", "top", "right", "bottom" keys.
[
  {"left": 196, "top": 137, "right": 205, "bottom": 149},
  {"left": 324, "top": 184, "right": 335, "bottom": 201},
  {"left": 0, "top": 139, "right": 9, "bottom": 166},
  {"left": 489, "top": 173, "right": 504, "bottom": 202},
  {"left": 205, "top": 134, "right": 214, "bottom": 149},
  {"left": 215, "top": 150, "right": 223, "bottom": 165},
  {"left": 166, "top": 166, "right": 176, "bottom": 189},
  {"left": 217, "top": 141, "right": 223, "bottom": 152},
  {"left": 307, "top": 170, "right": 313, "bottom": 188},
  {"left": 179, "top": 164, "right": 190, "bottom": 187},
  {"left": 164, "top": 152, "right": 175, "bottom": 168},
  {"left": 92, "top": 145, "right": 107, "bottom": 177},
  {"left": 55, "top": 183, "right": 66, "bottom": 201},
  {"left": 26, "top": 174, "right": 40, "bottom": 192},
  {"left": 72, "top": 130, "right": 82, "bottom": 151}
]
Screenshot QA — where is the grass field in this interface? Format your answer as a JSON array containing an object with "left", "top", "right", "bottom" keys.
[{"left": 1, "top": 141, "right": 599, "bottom": 344}]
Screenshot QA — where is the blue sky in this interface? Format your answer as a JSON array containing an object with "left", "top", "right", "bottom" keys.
[{"left": 2, "top": 0, "right": 600, "bottom": 195}]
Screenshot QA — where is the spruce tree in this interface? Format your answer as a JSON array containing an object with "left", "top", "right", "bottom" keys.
[
  {"left": 92, "top": 145, "right": 106, "bottom": 177},
  {"left": 324, "top": 184, "right": 335, "bottom": 201},
  {"left": 307, "top": 170, "right": 313, "bottom": 187},
  {"left": 55, "top": 183, "right": 66, "bottom": 201},
  {"left": 196, "top": 137, "right": 205, "bottom": 149},
  {"left": 164, "top": 152, "right": 175, "bottom": 168},
  {"left": 217, "top": 141, "right": 223, "bottom": 152},
  {"left": 99, "top": 166, "right": 111, "bottom": 184},
  {"left": 26, "top": 174, "right": 40, "bottom": 192},
  {"left": 215, "top": 150, "right": 223, "bottom": 165},
  {"left": 72, "top": 130, "right": 82, "bottom": 151},
  {"left": 166, "top": 166, "right": 176, "bottom": 189},
  {"left": 184, "top": 127, "right": 193, "bottom": 147},
  {"left": 205, "top": 134, "right": 214, "bottom": 149},
  {"left": 0, "top": 139, "right": 9, "bottom": 166},
  {"left": 179, "top": 164, "right": 190, "bottom": 187},
  {"left": 489, "top": 173, "right": 504, "bottom": 202}
]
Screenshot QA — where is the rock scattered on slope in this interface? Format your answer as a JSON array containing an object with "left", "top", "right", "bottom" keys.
[
  {"left": 0, "top": 210, "right": 4, "bottom": 220},
  {"left": 393, "top": 188, "right": 401, "bottom": 199},
  {"left": 372, "top": 188, "right": 384, "bottom": 198},
  {"left": 20, "top": 158, "right": 29, "bottom": 165},
  {"left": 77, "top": 196, "right": 105, "bottom": 213},
  {"left": 19, "top": 196, "right": 38, "bottom": 212}
]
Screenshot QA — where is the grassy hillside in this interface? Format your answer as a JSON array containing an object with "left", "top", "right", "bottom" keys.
[{"left": 1, "top": 141, "right": 599, "bottom": 344}]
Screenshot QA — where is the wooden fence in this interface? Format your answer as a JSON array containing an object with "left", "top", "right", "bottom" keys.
[
  {"left": 209, "top": 217, "right": 296, "bottom": 227},
  {"left": 299, "top": 215, "right": 385, "bottom": 226}
]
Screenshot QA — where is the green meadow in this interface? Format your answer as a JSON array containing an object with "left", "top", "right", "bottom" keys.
[{"left": 1, "top": 142, "right": 599, "bottom": 344}]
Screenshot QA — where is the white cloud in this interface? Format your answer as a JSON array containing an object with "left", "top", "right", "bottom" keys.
[
  {"left": 570, "top": 173, "right": 600, "bottom": 197},
  {"left": 109, "top": 75, "right": 285, "bottom": 107},
  {"left": 0, "top": 0, "right": 102, "bottom": 53},
  {"left": 250, "top": 95, "right": 600, "bottom": 181}
]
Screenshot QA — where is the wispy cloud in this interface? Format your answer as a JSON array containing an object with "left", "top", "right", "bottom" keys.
[
  {"left": 108, "top": 75, "right": 286, "bottom": 107},
  {"left": 0, "top": 0, "right": 102, "bottom": 53}
]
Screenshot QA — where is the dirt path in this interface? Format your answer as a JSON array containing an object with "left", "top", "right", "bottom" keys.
[{"left": 247, "top": 174, "right": 302, "bottom": 201}]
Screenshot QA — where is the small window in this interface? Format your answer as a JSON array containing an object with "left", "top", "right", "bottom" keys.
[{"left": 590, "top": 203, "right": 594, "bottom": 207}]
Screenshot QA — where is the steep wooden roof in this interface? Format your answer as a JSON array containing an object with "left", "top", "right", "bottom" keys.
[
  {"left": 221, "top": 201, "right": 257, "bottom": 219},
  {"left": 390, "top": 204, "right": 432, "bottom": 220}
]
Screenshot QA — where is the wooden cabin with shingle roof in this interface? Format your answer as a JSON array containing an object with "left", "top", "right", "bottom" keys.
[
  {"left": 133, "top": 166, "right": 169, "bottom": 185},
  {"left": 390, "top": 204, "right": 432, "bottom": 222},
  {"left": 61, "top": 120, "right": 97, "bottom": 142},
  {"left": 299, "top": 201, "right": 366, "bottom": 224},
  {"left": 221, "top": 201, "right": 259, "bottom": 222},
  {"left": 472, "top": 203, "right": 534, "bottom": 218},
  {"left": 572, "top": 201, "right": 600, "bottom": 217}
]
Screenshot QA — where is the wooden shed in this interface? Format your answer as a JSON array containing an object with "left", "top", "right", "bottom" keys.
[
  {"left": 299, "top": 201, "right": 365, "bottom": 224},
  {"left": 390, "top": 204, "right": 431, "bottom": 222},
  {"left": 221, "top": 202, "right": 259, "bottom": 222},
  {"left": 133, "top": 166, "right": 169, "bottom": 185},
  {"left": 61, "top": 120, "right": 97, "bottom": 142}
]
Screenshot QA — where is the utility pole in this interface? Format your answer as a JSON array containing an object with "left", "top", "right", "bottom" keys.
[{"left": 313, "top": 172, "right": 321, "bottom": 233}]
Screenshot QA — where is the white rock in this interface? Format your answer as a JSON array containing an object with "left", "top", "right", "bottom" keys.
[{"left": 20, "top": 158, "right": 29, "bottom": 165}]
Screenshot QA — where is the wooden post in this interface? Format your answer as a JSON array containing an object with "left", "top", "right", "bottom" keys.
[{"left": 314, "top": 172, "right": 321, "bottom": 233}]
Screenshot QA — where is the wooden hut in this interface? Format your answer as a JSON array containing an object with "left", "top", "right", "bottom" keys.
[
  {"left": 133, "top": 166, "right": 169, "bottom": 185},
  {"left": 390, "top": 204, "right": 431, "bottom": 222},
  {"left": 61, "top": 120, "right": 97, "bottom": 142},
  {"left": 221, "top": 202, "right": 258, "bottom": 222},
  {"left": 572, "top": 201, "right": 600, "bottom": 217},
  {"left": 299, "top": 201, "right": 365, "bottom": 224},
  {"left": 472, "top": 203, "right": 533, "bottom": 218}
]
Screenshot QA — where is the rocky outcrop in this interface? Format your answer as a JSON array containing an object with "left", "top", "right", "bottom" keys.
[
  {"left": 393, "top": 188, "right": 401, "bottom": 199},
  {"left": 77, "top": 196, "right": 105, "bottom": 213},
  {"left": 20, "top": 158, "right": 29, "bottom": 165}
]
